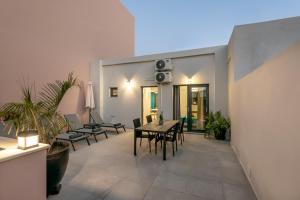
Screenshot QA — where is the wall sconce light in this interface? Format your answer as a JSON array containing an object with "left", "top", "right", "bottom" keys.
[
  {"left": 126, "top": 80, "right": 134, "bottom": 89},
  {"left": 18, "top": 130, "right": 39, "bottom": 150},
  {"left": 187, "top": 78, "right": 193, "bottom": 84}
]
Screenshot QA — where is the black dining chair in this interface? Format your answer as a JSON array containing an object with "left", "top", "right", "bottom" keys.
[
  {"left": 155, "top": 122, "right": 180, "bottom": 156},
  {"left": 178, "top": 117, "right": 186, "bottom": 145},
  {"left": 133, "top": 118, "right": 155, "bottom": 152},
  {"left": 146, "top": 115, "right": 152, "bottom": 123}
]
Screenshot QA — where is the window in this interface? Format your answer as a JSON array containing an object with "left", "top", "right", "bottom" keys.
[{"left": 110, "top": 87, "right": 118, "bottom": 97}]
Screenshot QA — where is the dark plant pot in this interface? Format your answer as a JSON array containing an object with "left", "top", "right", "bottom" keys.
[
  {"left": 215, "top": 129, "right": 227, "bottom": 140},
  {"left": 47, "top": 141, "right": 69, "bottom": 196}
]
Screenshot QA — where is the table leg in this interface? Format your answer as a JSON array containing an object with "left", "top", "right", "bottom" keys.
[
  {"left": 134, "top": 130, "right": 137, "bottom": 156},
  {"left": 163, "top": 133, "right": 166, "bottom": 160}
]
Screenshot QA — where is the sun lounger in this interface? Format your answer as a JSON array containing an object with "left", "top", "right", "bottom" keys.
[
  {"left": 64, "top": 114, "right": 108, "bottom": 142},
  {"left": 90, "top": 111, "right": 126, "bottom": 134},
  {"left": 56, "top": 132, "right": 90, "bottom": 151}
]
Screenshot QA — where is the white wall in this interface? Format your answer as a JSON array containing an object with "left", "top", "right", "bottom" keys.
[
  {"left": 230, "top": 16, "right": 300, "bottom": 80},
  {"left": 99, "top": 47, "right": 228, "bottom": 128},
  {"left": 228, "top": 17, "right": 300, "bottom": 200}
]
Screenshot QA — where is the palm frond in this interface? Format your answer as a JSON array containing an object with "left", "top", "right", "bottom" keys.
[
  {"left": 40, "top": 72, "right": 78, "bottom": 113},
  {"left": 0, "top": 72, "right": 78, "bottom": 144}
]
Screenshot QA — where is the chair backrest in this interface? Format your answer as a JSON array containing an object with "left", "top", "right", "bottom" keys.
[
  {"left": 146, "top": 115, "right": 152, "bottom": 123},
  {"left": 133, "top": 118, "right": 141, "bottom": 128},
  {"left": 133, "top": 118, "right": 142, "bottom": 137},
  {"left": 64, "top": 114, "right": 83, "bottom": 130},
  {"left": 180, "top": 117, "right": 186, "bottom": 133},
  {"left": 90, "top": 110, "right": 104, "bottom": 124},
  {"left": 172, "top": 122, "right": 180, "bottom": 141}
]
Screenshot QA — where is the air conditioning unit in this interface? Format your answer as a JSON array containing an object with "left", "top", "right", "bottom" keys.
[
  {"left": 155, "top": 58, "right": 172, "bottom": 71},
  {"left": 155, "top": 71, "right": 172, "bottom": 84}
]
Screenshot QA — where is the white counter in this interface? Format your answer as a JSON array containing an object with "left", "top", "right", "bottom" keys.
[{"left": 0, "top": 136, "right": 49, "bottom": 163}]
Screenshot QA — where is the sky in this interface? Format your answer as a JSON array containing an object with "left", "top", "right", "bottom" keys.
[{"left": 121, "top": 0, "right": 300, "bottom": 56}]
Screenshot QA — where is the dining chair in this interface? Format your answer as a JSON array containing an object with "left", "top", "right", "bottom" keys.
[
  {"left": 155, "top": 122, "right": 180, "bottom": 156},
  {"left": 178, "top": 117, "right": 186, "bottom": 145},
  {"left": 133, "top": 118, "right": 155, "bottom": 152},
  {"left": 146, "top": 115, "right": 152, "bottom": 123}
]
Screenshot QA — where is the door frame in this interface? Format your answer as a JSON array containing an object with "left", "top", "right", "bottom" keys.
[
  {"left": 141, "top": 86, "right": 158, "bottom": 125},
  {"left": 173, "top": 84, "right": 209, "bottom": 133}
]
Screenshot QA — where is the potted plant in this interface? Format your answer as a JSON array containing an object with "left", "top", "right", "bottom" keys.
[
  {"left": 204, "top": 111, "right": 215, "bottom": 138},
  {"left": 205, "top": 111, "right": 230, "bottom": 140},
  {"left": 0, "top": 73, "right": 78, "bottom": 196}
]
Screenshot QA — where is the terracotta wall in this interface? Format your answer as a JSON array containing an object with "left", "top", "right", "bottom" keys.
[
  {"left": 0, "top": 150, "right": 48, "bottom": 200},
  {"left": 0, "top": 0, "right": 134, "bottom": 121},
  {"left": 228, "top": 40, "right": 300, "bottom": 199}
]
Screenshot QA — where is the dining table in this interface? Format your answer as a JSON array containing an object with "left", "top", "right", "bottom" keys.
[{"left": 134, "top": 120, "right": 179, "bottom": 160}]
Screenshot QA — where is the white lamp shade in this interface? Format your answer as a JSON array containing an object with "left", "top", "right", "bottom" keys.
[
  {"left": 18, "top": 132, "right": 39, "bottom": 150},
  {"left": 86, "top": 81, "right": 95, "bottom": 109}
]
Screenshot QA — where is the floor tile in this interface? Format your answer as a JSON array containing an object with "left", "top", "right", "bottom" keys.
[
  {"left": 104, "top": 180, "right": 149, "bottom": 200},
  {"left": 153, "top": 172, "right": 189, "bottom": 193},
  {"left": 186, "top": 178, "right": 223, "bottom": 200},
  {"left": 223, "top": 183, "right": 257, "bottom": 200},
  {"left": 144, "top": 186, "right": 206, "bottom": 200}
]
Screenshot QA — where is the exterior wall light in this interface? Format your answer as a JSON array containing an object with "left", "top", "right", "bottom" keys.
[
  {"left": 126, "top": 80, "right": 134, "bottom": 89},
  {"left": 18, "top": 130, "right": 39, "bottom": 150},
  {"left": 187, "top": 78, "right": 193, "bottom": 84}
]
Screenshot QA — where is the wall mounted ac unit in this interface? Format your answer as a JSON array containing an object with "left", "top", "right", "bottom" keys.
[
  {"left": 155, "top": 71, "right": 172, "bottom": 84},
  {"left": 155, "top": 58, "right": 172, "bottom": 71}
]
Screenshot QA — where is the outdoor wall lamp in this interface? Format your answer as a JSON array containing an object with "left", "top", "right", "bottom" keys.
[
  {"left": 126, "top": 80, "right": 134, "bottom": 89},
  {"left": 18, "top": 130, "right": 39, "bottom": 150},
  {"left": 187, "top": 78, "right": 193, "bottom": 84}
]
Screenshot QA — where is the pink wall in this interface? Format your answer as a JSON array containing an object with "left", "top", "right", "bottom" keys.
[
  {"left": 0, "top": 150, "right": 48, "bottom": 200},
  {"left": 229, "top": 41, "right": 300, "bottom": 199},
  {"left": 0, "top": 0, "right": 134, "bottom": 121}
]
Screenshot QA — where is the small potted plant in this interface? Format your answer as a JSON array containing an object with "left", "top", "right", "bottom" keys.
[
  {"left": 205, "top": 111, "right": 230, "bottom": 140},
  {"left": 0, "top": 73, "right": 78, "bottom": 196}
]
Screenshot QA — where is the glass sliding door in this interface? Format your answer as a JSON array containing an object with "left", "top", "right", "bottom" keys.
[
  {"left": 174, "top": 84, "right": 209, "bottom": 132},
  {"left": 173, "top": 85, "right": 188, "bottom": 131},
  {"left": 142, "top": 86, "right": 158, "bottom": 125},
  {"left": 188, "top": 85, "right": 209, "bottom": 131}
]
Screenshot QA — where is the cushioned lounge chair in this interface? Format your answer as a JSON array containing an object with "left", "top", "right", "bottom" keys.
[
  {"left": 56, "top": 132, "right": 90, "bottom": 151},
  {"left": 64, "top": 114, "right": 108, "bottom": 142},
  {"left": 90, "top": 111, "right": 126, "bottom": 134}
]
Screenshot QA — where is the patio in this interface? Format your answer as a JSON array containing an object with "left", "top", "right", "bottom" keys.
[{"left": 48, "top": 130, "right": 256, "bottom": 200}]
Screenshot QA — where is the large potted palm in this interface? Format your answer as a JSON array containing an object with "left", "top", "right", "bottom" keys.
[{"left": 0, "top": 73, "right": 78, "bottom": 196}]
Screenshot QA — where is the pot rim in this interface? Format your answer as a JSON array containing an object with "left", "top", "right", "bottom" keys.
[{"left": 47, "top": 141, "right": 69, "bottom": 156}]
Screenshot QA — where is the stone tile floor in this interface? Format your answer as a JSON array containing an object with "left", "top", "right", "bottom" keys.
[{"left": 48, "top": 130, "right": 256, "bottom": 200}]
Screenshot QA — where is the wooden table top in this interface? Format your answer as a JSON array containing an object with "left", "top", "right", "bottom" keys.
[{"left": 136, "top": 120, "right": 179, "bottom": 133}]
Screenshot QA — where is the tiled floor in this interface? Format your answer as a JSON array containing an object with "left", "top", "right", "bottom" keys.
[{"left": 48, "top": 130, "right": 256, "bottom": 200}]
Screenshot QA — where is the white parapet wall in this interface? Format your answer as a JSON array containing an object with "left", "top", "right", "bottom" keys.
[{"left": 228, "top": 17, "right": 300, "bottom": 200}]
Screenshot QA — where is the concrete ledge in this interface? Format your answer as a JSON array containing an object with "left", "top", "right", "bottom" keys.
[{"left": 0, "top": 137, "right": 49, "bottom": 163}]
